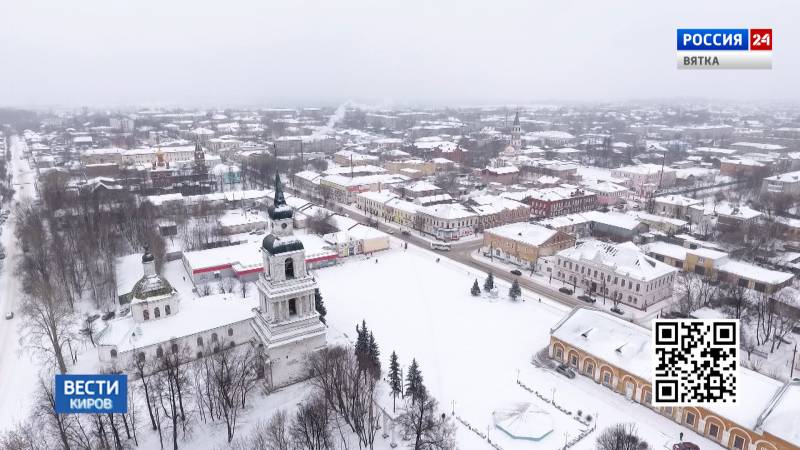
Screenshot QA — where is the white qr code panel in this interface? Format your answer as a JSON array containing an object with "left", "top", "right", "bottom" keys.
[{"left": 652, "top": 319, "right": 738, "bottom": 406}]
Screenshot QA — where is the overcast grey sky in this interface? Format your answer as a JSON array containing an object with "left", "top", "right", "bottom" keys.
[{"left": 0, "top": 0, "right": 797, "bottom": 108}]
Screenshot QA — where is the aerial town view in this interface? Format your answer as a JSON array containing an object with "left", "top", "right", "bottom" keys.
[{"left": 0, "top": 1, "right": 798, "bottom": 450}]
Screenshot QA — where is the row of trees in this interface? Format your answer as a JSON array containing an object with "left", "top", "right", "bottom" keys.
[{"left": 470, "top": 272, "right": 521, "bottom": 300}]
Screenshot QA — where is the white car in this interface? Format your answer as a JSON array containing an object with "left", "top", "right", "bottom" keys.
[{"left": 4, "top": 312, "right": 13, "bottom": 320}]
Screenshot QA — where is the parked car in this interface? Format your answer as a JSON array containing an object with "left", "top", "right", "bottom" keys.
[
  {"left": 510, "top": 269, "right": 522, "bottom": 276},
  {"left": 86, "top": 314, "right": 101, "bottom": 323},
  {"left": 101, "top": 311, "right": 116, "bottom": 321},
  {"left": 610, "top": 307, "right": 624, "bottom": 316},
  {"left": 558, "top": 287, "right": 573, "bottom": 295},
  {"left": 401, "top": 230, "right": 411, "bottom": 236},
  {"left": 556, "top": 363, "right": 576, "bottom": 379},
  {"left": 4, "top": 312, "right": 13, "bottom": 320},
  {"left": 673, "top": 443, "right": 700, "bottom": 450},
  {"left": 577, "top": 294, "right": 595, "bottom": 303}
]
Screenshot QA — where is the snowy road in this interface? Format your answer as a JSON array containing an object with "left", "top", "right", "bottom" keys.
[{"left": 0, "top": 135, "right": 40, "bottom": 431}]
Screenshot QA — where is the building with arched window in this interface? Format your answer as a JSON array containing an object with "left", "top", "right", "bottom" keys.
[
  {"left": 252, "top": 169, "right": 327, "bottom": 389},
  {"left": 549, "top": 308, "right": 800, "bottom": 450}
]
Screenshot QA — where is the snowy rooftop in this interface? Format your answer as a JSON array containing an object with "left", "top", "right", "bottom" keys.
[
  {"left": 643, "top": 241, "right": 728, "bottom": 262},
  {"left": 718, "top": 260, "right": 793, "bottom": 285},
  {"left": 420, "top": 203, "right": 476, "bottom": 220},
  {"left": 99, "top": 294, "right": 256, "bottom": 353},
  {"left": 585, "top": 211, "right": 641, "bottom": 231},
  {"left": 404, "top": 180, "right": 441, "bottom": 192},
  {"left": 485, "top": 222, "right": 559, "bottom": 247},
  {"left": 763, "top": 170, "right": 800, "bottom": 182},
  {"left": 557, "top": 240, "right": 677, "bottom": 282},
  {"left": 654, "top": 194, "right": 701, "bottom": 207},
  {"left": 628, "top": 211, "right": 688, "bottom": 228},
  {"left": 613, "top": 164, "right": 676, "bottom": 175}
]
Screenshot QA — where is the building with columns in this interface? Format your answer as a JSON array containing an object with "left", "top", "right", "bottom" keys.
[
  {"left": 549, "top": 308, "right": 800, "bottom": 450},
  {"left": 251, "top": 171, "right": 328, "bottom": 389}
]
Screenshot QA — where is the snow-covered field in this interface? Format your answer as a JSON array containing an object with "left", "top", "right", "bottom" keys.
[{"left": 318, "top": 241, "right": 719, "bottom": 450}]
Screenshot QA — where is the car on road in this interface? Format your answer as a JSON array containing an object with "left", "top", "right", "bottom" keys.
[
  {"left": 610, "top": 307, "right": 624, "bottom": 316},
  {"left": 577, "top": 294, "right": 595, "bottom": 303},
  {"left": 102, "top": 311, "right": 116, "bottom": 321},
  {"left": 387, "top": 229, "right": 395, "bottom": 234},
  {"left": 401, "top": 230, "right": 411, "bottom": 236},
  {"left": 673, "top": 443, "right": 700, "bottom": 450},
  {"left": 558, "top": 287, "right": 573, "bottom": 295},
  {"left": 555, "top": 363, "right": 576, "bottom": 379},
  {"left": 510, "top": 269, "right": 522, "bottom": 276},
  {"left": 4, "top": 312, "right": 13, "bottom": 320}
]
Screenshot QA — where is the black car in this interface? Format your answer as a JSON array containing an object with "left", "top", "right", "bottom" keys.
[
  {"left": 610, "top": 307, "right": 624, "bottom": 316},
  {"left": 556, "top": 364, "right": 576, "bottom": 379},
  {"left": 101, "top": 311, "right": 116, "bottom": 321},
  {"left": 510, "top": 269, "right": 522, "bottom": 276},
  {"left": 558, "top": 287, "right": 573, "bottom": 295},
  {"left": 673, "top": 443, "right": 700, "bottom": 450},
  {"left": 577, "top": 294, "right": 595, "bottom": 303}
]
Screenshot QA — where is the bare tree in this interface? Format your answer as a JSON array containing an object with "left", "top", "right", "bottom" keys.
[
  {"left": 290, "top": 395, "right": 332, "bottom": 450},
  {"left": 596, "top": 423, "right": 650, "bottom": 450},
  {"left": 397, "top": 388, "right": 455, "bottom": 450}
]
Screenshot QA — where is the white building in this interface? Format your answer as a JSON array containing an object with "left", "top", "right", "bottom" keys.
[
  {"left": 554, "top": 240, "right": 678, "bottom": 310},
  {"left": 610, "top": 164, "right": 677, "bottom": 197},
  {"left": 761, "top": 170, "right": 800, "bottom": 196},
  {"left": 251, "top": 173, "right": 327, "bottom": 388}
]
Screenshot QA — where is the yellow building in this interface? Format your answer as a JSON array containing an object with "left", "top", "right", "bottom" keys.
[{"left": 550, "top": 308, "right": 800, "bottom": 450}]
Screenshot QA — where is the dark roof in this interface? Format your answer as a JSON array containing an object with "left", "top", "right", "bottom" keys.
[
  {"left": 262, "top": 234, "right": 304, "bottom": 255},
  {"left": 269, "top": 164, "right": 292, "bottom": 220},
  {"left": 142, "top": 250, "right": 154, "bottom": 263}
]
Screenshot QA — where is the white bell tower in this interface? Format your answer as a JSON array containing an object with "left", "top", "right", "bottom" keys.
[{"left": 252, "top": 168, "right": 327, "bottom": 388}]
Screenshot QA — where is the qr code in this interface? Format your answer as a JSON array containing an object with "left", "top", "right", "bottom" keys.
[{"left": 652, "top": 319, "right": 738, "bottom": 406}]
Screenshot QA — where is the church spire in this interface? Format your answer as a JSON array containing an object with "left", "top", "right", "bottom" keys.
[
  {"left": 273, "top": 144, "right": 286, "bottom": 207},
  {"left": 513, "top": 111, "right": 520, "bottom": 126}
]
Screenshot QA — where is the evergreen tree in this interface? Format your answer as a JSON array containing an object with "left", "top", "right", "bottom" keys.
[
  {"left": 389, "top": 351, "right": 402, "bottom": 412},
  {"left": 471, "top": 279, "right": 481, "bottom": 296},
  {"left": 355, "top": 320, "right": 370, "bottom": 372},
  {"left": 367, "top": 331, "right": 381, "bottom": 379},
  {"left": 484, "top": 272, "right": 494, "bottom": 291},
  {"left": 405, "top": 359, "right": 425, "bottom": 403},
  {"left": 314, "top": 288, "right": 327, "bottom": 324},
  {"left": 509, "top": 279, "right": 522, "bottom": 301}
]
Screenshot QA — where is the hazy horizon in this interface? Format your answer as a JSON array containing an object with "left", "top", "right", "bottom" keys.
[{"left": 1, "top": 0, "right": 798, "bottom": 108}]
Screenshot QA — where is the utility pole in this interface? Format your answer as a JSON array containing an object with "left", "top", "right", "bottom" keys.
[{"left": 791, "top": 343, "right": 797, "bottom": 379}]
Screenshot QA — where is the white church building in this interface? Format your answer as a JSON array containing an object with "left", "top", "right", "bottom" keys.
[{"left": 98, "top": 171, "right": 327, "bottom": 389}]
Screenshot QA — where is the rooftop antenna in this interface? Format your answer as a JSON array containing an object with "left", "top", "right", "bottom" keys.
[{"left": 350, "top": 154, "right": 354, "bottom": 178}]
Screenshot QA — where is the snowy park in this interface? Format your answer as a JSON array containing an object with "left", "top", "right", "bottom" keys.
[{"left": 317, "top": 241, "right": 720, "bottom": 450}]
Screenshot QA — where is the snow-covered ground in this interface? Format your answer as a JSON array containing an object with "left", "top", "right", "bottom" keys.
[
  {"left": 317, "top": 241, "right": 719, "bottom": 450},
  {"left": 0, "top": 136, "right": 41, "bottom": 431}
]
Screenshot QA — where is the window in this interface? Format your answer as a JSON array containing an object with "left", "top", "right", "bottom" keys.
[
  {"left": 156, "top": 347, "right": 164, "bottom": 358},
  {"left": 602, "top": 372, "right": 612, "bottom": 386},
  {"left": 737, "top": 278, "right": 749, "bottom": 288},
  {"left": 584, "top": 363, "right": 594, "bottom": 376},
  {"left": 685, "top": 412, "right": 696, "bottom": 426},
  {"left": 110, "top": 349, "right": 117, "bottom": 358},
  {"left": 154, "top": 307, "right": 161, "bottom": 319},
  {"left": 165, "top": 305, "right": 171, "bottom": 315},
  {"left": 227, "top": 328, "right": 233, "bottom": 337},
  {"left": 732, "top": 436, "right": 745, "bottom": 450},
  {"left": 643, "top": 390, "right": 652, "bottom": 405},
  {"left": 636, "top": 284, "right": 640, "bottom": 292},
  {"left": 212, "top": 333, "right": 218, "bottom": 343},
  {"left": 285, "top": 258, "right": 295, "bottom": 279},
  {"left": 569, "top": 354, "right": 578, "bottom": 368},
  {"left": 555, "top": 348, "right": 563, "bottom": 360},
  {"left": 197, "top": 351, "right": 203, "bottom": 359},
  {"left": 197, "top": 336, "right": 204, "bottom": 346},
  {"left": 708, "top": 423, "right": 719, "bottom": 439},
  {"left": 754, "top": 282, "right": 766, "bottom": 292},
  {"left": 229, "top": 341, "right": 235, "bottom": 348},
  {"left": 289, "top": 298, "right": 297, "bottom": 316},
  {"left": 171, "top": 342, "right": 178, "bottom": 354},
  {"left": 143, "top": 309, "right": 150, "bottom": 321},
  {"left": 138, "top": 352, "right": 146, "bottom": 362}
]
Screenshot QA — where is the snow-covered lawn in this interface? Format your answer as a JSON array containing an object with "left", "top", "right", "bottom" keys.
[{"left": 318, "top": 243, "right": 720, "bottom": 450}]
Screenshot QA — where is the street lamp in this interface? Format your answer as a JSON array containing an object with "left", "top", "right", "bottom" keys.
[{"left": 551, "top": 387, "right": 556, "bottom": 404}]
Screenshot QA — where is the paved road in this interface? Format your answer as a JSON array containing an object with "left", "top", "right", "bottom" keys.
[
  {"left": 0, "top": 135, "right": 39, "bottom": 431},
  {"left": 284, "top": 186, "right": 586, "bottom": 310}
]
